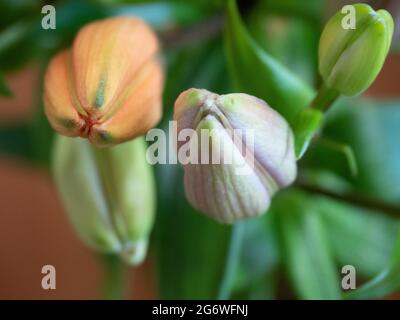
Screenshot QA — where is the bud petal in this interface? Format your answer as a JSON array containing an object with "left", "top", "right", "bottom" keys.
[
  {"left": 174, "top": 88, "right": 297, "bottom": 223},
  {"left": 319, "top": 4, "right": 393, "bottom": 96},
  {"left": 44, "top": 17, "right": 163, "bottom": 147},
  {"left": 44, "top": 50, "right": 85, "bottom": 137},
  {"left": 53, "top": 135, "right": 155, "bottom": 265}
]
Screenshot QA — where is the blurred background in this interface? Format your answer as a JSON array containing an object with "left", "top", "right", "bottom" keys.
[{"left": 1, "top": 0, "right": 400, "bottom": 299}]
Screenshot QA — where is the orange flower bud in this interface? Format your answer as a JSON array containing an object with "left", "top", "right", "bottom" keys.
[{"left": 44, "top": 17, "right": 163, "bottom": 147}]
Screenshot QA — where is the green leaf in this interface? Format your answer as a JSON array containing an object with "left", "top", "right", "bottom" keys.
[
  {"left": 303, "top": 99, "right": 400, "bottom": 204},
  {"left": 224, "top": 0, "right": 315, "bottom": 126},
  {"left": 0, "top": 0, "right": 38, "bottom": 29},
  {"left": 294, "top": 108, "right": 323, "bottom": 158},
  {"left": 154, "top": 163, "right": 242, "bottom": 299},
  {"left": 315, "top": 138, "right": 358, "bottom": 177},
  {"left": 163, "top": 40, "right": 228, "bottom": 112},
  {"left": 317, "top": 196, "right": 399, "bottom": 279},
  {"left": 0, "top": 72, "right": 12, "bottom": 97},
  {"left": 345, "top": 228, "right": 400, "bottom": 299},
  {"left": 0, "top": 20, "right": 38, "bottom": 71},
  {"left": 0, "top": 124, "right": 34, "bottom": 159},
  {"left": 248, "top": 4, "right": 321, "bottom": 86},
  {"left": 274, "top": 190, "right": 342, "bottom": 299},
  {"left": 111, "top": 1, "right": 209, "bottom": 29},
  {"left": 28, "top": 60, "right": 54, "bottom": 168},
  {"left": 0, "top": 21, "right": 32, "bottom": 54},
  {"left": 259, "top": 0, "right": 325, "bottom": 22},
  {"left": 233, "top": 213, "right": 280, "bottom": 299},
  {"left": 101, "top": 254, "right": 126, "bottom": 300},
  {"left": 108, "top": 0, "right": 225, "bottom": 12}
]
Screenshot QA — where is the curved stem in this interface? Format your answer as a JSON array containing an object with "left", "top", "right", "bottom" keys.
[{"left": 217, "top": 221, "right": 245, "bottom": 300}]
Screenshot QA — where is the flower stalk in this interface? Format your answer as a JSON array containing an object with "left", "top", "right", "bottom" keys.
[
  {"left": 102, "top": 254, "right": 126, "bottom": 300},
  {"left": 310, "top": 84, "right": 340, "bottom": 112}
]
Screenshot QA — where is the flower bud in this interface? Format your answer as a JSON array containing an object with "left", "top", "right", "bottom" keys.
[
  {"left": 44, "top": 17, "right": 163, "bottom": 147},
  {"left": 173, "top": 88, "right": 297, "bottom": 224},
  {"left": 319, "top": 4, "right": 393, "bottom": 96},
  {"left": 52, "top": 135, "right": 155, "bottom": 265}
]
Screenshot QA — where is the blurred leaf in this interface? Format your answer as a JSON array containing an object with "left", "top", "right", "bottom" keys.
[
  {"left": 0, "top": 124, "right": 34, "bottom": 159},
  {"left": 317, "top": 196, "right": 399, "bottom": 279},
  {"left": 303, "top": 99, "right": 400, "bottom": 204},
  {"left": 0, "top": 0, "right": 38, "bottom": 29},
  {"left": 224, "top": 0, "right": 315, "bottom": 126},
  {"left": 0, "top": 20, "right": 39, "bottom": 71},
  {"left": 29, "top": 61, "right": 54, "bottom": 168},
  {"left": 233, "top": 213, "right": 280, "bottom": 299},
  {"left": 111, "top": 1, "right": 208, "bottom": 28},
  {"left": 155, "top": 38, "right": 236, "bottom": 299},
  {"left": 248, "top": 8, "right": 320, "bottom": 86},
  {"left": 0, "top": 1, "right": 108, "bottom": 71},
  {"left": 29, "top": 99, "right": 54, "bottom": 168},
  {"left": 259, "top": 0, "right": 325, "bottom": 22},
  {"left": 274, "top": 190, "right": 341, "bottom": 299},
  {"left": 0, "top": 21, "right": 31, "bottom": 53},
  {"left": 0, "top": 72, "right": 12, "bottom": 96},
  {"left": 163, "top": 39, "right": 227, "bottom": 112},
  {"left": 155, "top": 163, "right": 242, "bottom": 299},
  {"left": 96, "top": 0, "right": 225, "bottom": 11},
  {"left": 345, "top": 228, "right": 400, "bottom": 299},
  {"left": 101, "top": 253, "right": 126, "bottom": 300},
  {"left": 315, "top": 138, "right": 358, "bottom": 177},
  {"left": 294, "top": 108, "right": 323, "bottom": 158}
]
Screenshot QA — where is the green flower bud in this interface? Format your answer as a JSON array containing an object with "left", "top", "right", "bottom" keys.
[
  {"left": 52, "top": 135, "right": 155, "bottom": 265},
  {"left": 319, "top": 3, "right": 393, "bottom": 96}
]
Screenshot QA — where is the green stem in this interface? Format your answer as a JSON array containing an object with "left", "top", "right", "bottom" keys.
[
  {"left": 293, "top": 83, "right": 340, "bottom": 159},
  {"left": 297, "top": 181, "right": 400, "bottom": 219},
  {"left": 101, "top": 253, "right": 126, "bottom": 300},
  {"left": 217, "top": 221, "right": 245, "bottom": 300},
  {"left": 310, "top": 83, "right": 340, "bottom": 112},
  {"left": 93, "top": 147, "right": 127, "bottom": 300}
]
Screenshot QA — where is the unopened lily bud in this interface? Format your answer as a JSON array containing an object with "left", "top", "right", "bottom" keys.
[
  {"left": 44, "top": 17, "right": 163, "bottom": 147},
  {"left": 173, "top": 89, "right": 297, "bottom": 224},
  {"left": 319, "top": 4, "right": 393, "bottom": 96},
  {"left": 53, "top": 135, "right": 155, "bottom": 265}
]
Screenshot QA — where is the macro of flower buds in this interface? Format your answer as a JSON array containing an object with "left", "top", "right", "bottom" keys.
[
  {"left": 173, "top": 88, "right": 297, "bottom": 224},
  {"left": 53, "top": 135, "right": 155, "bottom": 265},
  {"left": 319, "top": 3, "right": 393, "bottom": 96},
  {"left": 44, "top": 17, "right": 163, "bottom": 147},
  {"left": 3, "top": 0, "right": 400, "bottom": 302}
]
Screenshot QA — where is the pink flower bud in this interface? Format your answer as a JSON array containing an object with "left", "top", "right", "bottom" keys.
[{"left": 173, "top": 88, "right": 297, "bottom": 223}]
